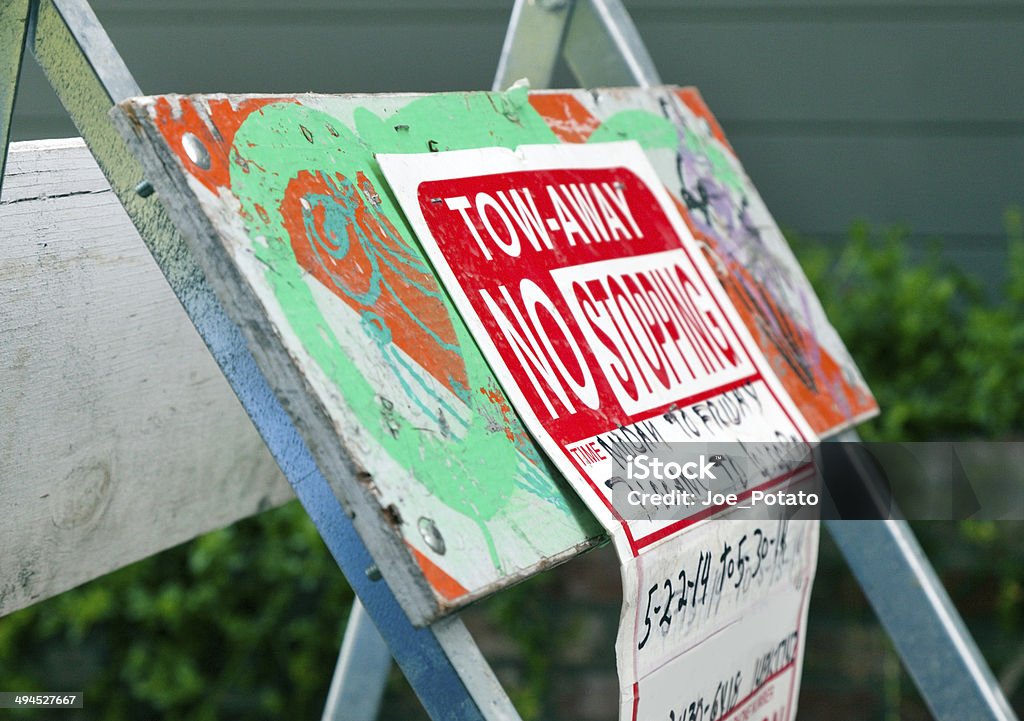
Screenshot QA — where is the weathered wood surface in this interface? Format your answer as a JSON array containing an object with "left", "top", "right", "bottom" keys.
[
  {"left": 0, "top": 138, "right": 291, "bottom": 618},
  {"left": 114, "top": 87, "right": 874, "bottom": 622}
]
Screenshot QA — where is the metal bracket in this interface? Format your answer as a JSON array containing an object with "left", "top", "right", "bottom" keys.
[{"left": 493, "top": 0, "right": 661, "bottom": 91}]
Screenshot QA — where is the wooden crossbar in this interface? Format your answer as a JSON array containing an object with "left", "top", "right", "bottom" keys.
[{"left": 0, "top": 138, "right": 290, "bottom": 618}]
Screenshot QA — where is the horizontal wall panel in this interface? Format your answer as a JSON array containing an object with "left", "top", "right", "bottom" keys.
[
  {"left": 86, "top": 0, "right": 1024, "bottom": 13},
  {"left": 13, "top": 15, "right": 1022, "bottom": 124},
  {"left": 731, "top": 134, "right": 1024, "bottom": 237},
  {"left": 640, "top": 20, "right": 1024, "bottom": 123},
  {"left": 11, "top": 5, "right": 1021, "bottom": 244}
]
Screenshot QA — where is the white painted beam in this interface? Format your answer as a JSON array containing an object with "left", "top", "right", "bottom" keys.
[{"left": 0, "top": 138, "right": 291, "bottom": 617}]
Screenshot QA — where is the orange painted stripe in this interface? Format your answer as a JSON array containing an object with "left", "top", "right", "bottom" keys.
[
  {"left": 408, "top": 544, "right": 469, "bottom": 602},
  {"left": 528, "top": 93, "right": 601, "bottom": 143},
  {"left": 676, "top": 87, "right": 736, "bottom": 157}
]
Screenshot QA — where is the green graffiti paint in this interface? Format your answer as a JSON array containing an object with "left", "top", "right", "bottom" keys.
[
  {"left": 681, "top": 125, "right": 744, "bottom": 196},
  {"left": 353, "top": 89, "right": 559, "bottom": 155},
  {"left": 584, "top": 107, "right": 745, "bottom": 196},
  {"left": 586, "top": 109, "right": 677, "bottom": 150},
  {"left": 224, "top": 97, "right": 580, "bottom": 571}
]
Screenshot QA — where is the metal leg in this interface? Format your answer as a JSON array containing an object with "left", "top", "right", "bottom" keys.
[
  {"left": 0, "top": 0, "right": 31, "bottom": 192},
  {"left": 562, "top": 0, "right": 661, "bottom": 88},
  {"left": 321, "top": 601, "right": 392, "bottom": 721},
  {"left": 492, "top": 0, "right": 574, "bottom": 91},
  {"left": 827, "top": 519, "right": 1017, "bottom": 721},
  {"left": 824, "top": 434, "right": 1017, "bottom": 721},
  {"left": 493, "top": 0, "right": 661, "bottom": 92},
  {"left": 28, "top": 2, "right": 520, "bottom": 719}
]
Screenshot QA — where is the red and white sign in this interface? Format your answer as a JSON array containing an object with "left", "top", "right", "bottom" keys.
[
  {"left": 380, "top": 143, "right": 815, "bottom": 548},
  {"left": 379, "top": 142, "right": 819, "bottom": 721}
]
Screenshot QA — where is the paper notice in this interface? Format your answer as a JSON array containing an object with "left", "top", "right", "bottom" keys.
[{"left": 379, "top": 141, "right": 820, "bottom": 721}]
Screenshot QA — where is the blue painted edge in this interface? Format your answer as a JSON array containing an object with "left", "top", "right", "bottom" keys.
[{"left": 168, "top": 244, "right": 490, "bottom": 721}]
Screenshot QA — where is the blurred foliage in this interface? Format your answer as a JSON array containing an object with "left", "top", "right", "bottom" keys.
[
  {"left": 791, "top": 208, "right": 1024, "bottom": 441},
  {"left": 0, "top": 211, "right": 1022, "bottom": 719},
  {"left": 0, "top": 502, "right": 352, "bottom": 720},
  {"left": 791, "top": 208, "right": 1024, "bottom": 716},
  {"left": 482, "top": 571, "right": 563, "bottom": 719}
]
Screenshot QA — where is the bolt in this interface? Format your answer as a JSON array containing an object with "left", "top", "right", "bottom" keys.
[
  {"left": 181, "top": 133, "right": 211, "bottom": 170},
  {"left": 418, "top": 517, "right": 446, "bottom": 555},
  {"left": 365, "top": 565, "right": 382, "bottom": 582},
  {"left": 134, "top": 180, "right": 154, "bottom": 198}
]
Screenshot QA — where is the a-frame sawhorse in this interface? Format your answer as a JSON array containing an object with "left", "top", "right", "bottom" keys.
[{"left": 0, "top": 1, "right": 1016, "bottom": 720}]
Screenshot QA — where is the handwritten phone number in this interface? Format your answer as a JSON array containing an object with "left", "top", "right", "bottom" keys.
[{"left": 638, "top": 520, "right": 800, "bottom": 650}]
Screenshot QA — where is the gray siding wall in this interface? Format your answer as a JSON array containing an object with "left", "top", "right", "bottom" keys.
[{"left": 10, "top": 1, "right": 1023, "bottom": 271}]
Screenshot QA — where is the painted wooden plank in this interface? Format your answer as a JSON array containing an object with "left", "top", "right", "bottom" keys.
[
  {"left": 114, "top": 97, "right": 606, "bottom": 623},
  {"left": 0, "top": 138, "right": 292, "bottom": 618},
  {"left": 112, "top": 86, "right": 874, "bottom": 621},
  {"left": 14, "top": 130, "right": 1020, "bottom": 249},
  {"left": 14, "top": 108, "right": 1020, "bottom": 244}
]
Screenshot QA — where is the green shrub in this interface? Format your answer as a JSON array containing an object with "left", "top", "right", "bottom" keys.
[
  {"left": 792, "top": 209, "right": 1024, "bottom": 441},
  {"left": 794, "top": 209, "right": 1024, "bottom": 715}
]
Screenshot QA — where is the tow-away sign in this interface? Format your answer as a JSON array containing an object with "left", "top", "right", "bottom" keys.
[{"left": 378, "top": 141, "right": 819, "bottom": 721}]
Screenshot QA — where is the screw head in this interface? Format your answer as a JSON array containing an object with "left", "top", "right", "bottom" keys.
[
  {"left": 418, "top": 517, "right": 446, "bottom": 555},
  {"left": 181, "top": 132, "right": 211, "bottom": 170}
]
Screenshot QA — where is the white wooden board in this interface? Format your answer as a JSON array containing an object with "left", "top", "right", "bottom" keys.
[{"left": 0, "top": 138, "right": 291, "bottom": 617}]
